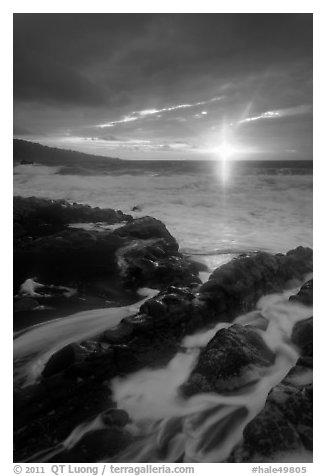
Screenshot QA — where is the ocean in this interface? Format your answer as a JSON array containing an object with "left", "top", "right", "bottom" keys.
[
  {"left": 13, "top": 158, "right": 313, "bottom": 463},
  {"left": 14, "top": 159, "right": 313, "bottom": 261}
]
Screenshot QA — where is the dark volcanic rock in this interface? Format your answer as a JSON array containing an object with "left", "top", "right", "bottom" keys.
[
  {"left": 101, "top": 408, "right": 130, "bottom": 427},
  {"left": 14, "top": 199, "right": 200, "bottom": 295},
  {"left": 291, "top": 317, "right": 313, "bottom": 360},
  {"left": 122, "top": 247, "right": 202, "bottom": 289},
  {"left": 114, "top": 216, "right": 178, "bottom": 250},
  {"left": 13, "top": 379, "right": 119, "bottom": 461},
  {"left": 13, "top": 216, "right": 313, "bottom": 463},
  {"left": 20, "top": 159, "right": 34, "bottom": 165},
  {"left": 289, "top": 279, "right": 313, "bottom": 306},
  {"left": 115, "top": 225, "right": 201, "bottom": 290},
  {"left": 182, "top": 324, "right": 275, "bottom": 395},
  {"left": 199, "top": 248, "right": 312, "bottom": 317},
  {"left": 229, "top": 383, "right": 312, "bottom": 462},
  {"left": 42, "top": 343, "right": 89, "bottom": 378},
  {"left": 51, "top": 428, "right": 132, "bottom": 463},
  {"left": 100, "top": 247, "right": 313, "bottom": 352},
  {"left": 138, "top": 286, "right": 196, "bottom": 330},
  {"left": 14, "top": 228, "right": 124, "bottom": 293},
  {"left": 289, "top": 280, "right": 313, "bottom": 363},
  {"left": 14, "top": 297, "right": 39, "bottom": 312},
  {"left": 14, "top": 196, "right": 132, "bottom": 240}
]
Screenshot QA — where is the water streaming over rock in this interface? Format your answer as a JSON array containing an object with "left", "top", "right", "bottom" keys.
[
  {"left": 23, "top": 288, "right": 312, "bottom": 463},
  {"left": 102, "top": 293, "right": 312, "bottom": 462},
  {"left": 13, "top": 288, "right": 159, "bottom": 387}
]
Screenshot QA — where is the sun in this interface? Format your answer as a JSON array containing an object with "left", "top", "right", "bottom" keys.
[
  {"left": 217, "top": 142, "right": 236, "bottom": 161},
  {"left": 208, "top": 123, "right": 250, "bottom": 185}
]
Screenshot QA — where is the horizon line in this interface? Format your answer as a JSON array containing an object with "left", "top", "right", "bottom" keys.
[{"left": 13, "top": 138, "right": 313, "bottom": 162}]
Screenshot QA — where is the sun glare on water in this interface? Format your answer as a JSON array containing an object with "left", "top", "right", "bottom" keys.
[
  {"left": 216, "top": 141, "right": 235, "bottom": 185},
  {"left": 211, "top": 123, "right": 251, "bottom": 185}
]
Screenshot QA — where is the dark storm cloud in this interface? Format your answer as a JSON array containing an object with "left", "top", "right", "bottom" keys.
[
  {"left": 13, "top": 13, "right": 312, "bottom": 159},
  {"left": 14, "top": 52, "right": 106, "bottom": 106}
]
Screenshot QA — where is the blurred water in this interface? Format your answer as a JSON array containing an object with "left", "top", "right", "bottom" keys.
[
  {"left": 13, "top": 288, "right": 159, "bottom": 387},
  {"left": 13, "top": 159, "right": 313, "bottom": 463},
  {"left": 14, "top": 159, "right": 312, "bottom": 255},
  {"left": 29, "top": 290, "right": 312, "bottom": 463}
]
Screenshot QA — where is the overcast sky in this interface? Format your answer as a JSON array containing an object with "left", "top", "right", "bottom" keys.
[{"left": 13, "top": 14, "right": 312, "bottom": 160}]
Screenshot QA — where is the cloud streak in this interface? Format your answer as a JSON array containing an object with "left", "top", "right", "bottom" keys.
[
  {"left": 97, "top": 97, "right": 222, "bottom": 128},
  {"left": 238, "top": 104, "right": 312, "bottom": 125},
  {"left": 14, "top": 14, "right": 312, "bottom": 160}
]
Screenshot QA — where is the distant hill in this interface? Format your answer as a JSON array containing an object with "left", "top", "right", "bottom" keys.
[{"left": 13, "top": 139, "right": 123, "bottom": 174}]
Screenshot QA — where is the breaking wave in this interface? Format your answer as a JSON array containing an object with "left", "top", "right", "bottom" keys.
[{"left": 14, "top": 161, "right": 312, "bottom": 255}]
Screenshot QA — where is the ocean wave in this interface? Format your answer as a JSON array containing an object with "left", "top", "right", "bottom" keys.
[
  {"left": 14, "top": 162, "right": 312, "bottom": 256},
  {"left": 14, "top": 159, "right": 313, "bottom": 178}
]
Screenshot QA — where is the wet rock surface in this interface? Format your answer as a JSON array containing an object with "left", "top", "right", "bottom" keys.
[
  {"left": 14, "top": 197, "right": 201, "bottom": 299},
  {"left": 290, "top": 280, "right": 313, "bottom": 368},
  {"left": 227, "top": 281, "right": 313, "bottom": 462},
  {"left": 199, "top": 248, "right": 312, "bottom": 316},
  {"left": 102, "top": 247, "right": 313, "bottom": 347},
  {"left": 292, "top": 317, "right": 313, "bottom": 361},
  {"left": 181, "top": 325, "right": 276, "bottom": 395},
  {"left": 14, "top": 196, "right": 132, "bottom": 240},
  {"left": 289, "top": 279, "right": 313, "bottom": 307},
  {"left": 229, "top": 383, "right": 313, "bottom": 462},
  {"left": 13, "top": 198, "right": 313, "bottom": 463},
  {"left": 54, "top": 428, "right": 132, "bottom": 463},
  {"left": 14, "top": 297, "right": 40, "bottom": 312}
]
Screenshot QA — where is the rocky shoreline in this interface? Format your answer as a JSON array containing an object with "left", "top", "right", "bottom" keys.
[{"left": 13, "top": 197, "right": 313, "bottom": 463}]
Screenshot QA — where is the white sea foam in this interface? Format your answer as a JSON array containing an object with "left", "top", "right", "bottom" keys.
[
  {"left": 14, "top": 164, "right": 312, "bottom": 254},
  {"left": 68, "top": 222, "right": 127, "bottom": 232},
  {"left": 18, "top": 278, "right": 76, "bottom": 299}
]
